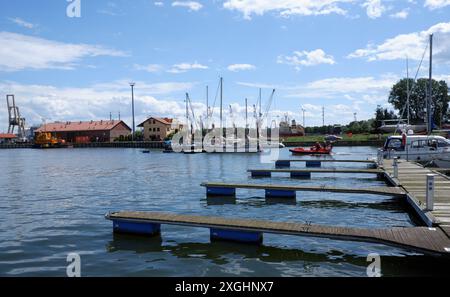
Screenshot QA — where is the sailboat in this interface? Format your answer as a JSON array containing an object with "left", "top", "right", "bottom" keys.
[{"left": 380, "top": 34, "right": 450, "bottom": 163}]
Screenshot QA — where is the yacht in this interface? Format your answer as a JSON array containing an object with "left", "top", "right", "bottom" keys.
[{"left": 380, "top": 134, "right": 450, "bottom": 162}]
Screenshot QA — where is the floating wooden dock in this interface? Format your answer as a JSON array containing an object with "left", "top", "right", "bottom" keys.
[
  {"left": 276, "top": 159, "right": 376, "bottom": 163},
  {"left": 106, "top": 211, "right": 450, "bottom": 256},
  {"left": 200, "top": 182, "right": 406, "bottom": 198},
  {"left": 382, "top": 159, "right": 450, "bottom": 228},
  {"left": 104, "top": 157, "right": 450, "bottom": 257},
  {"left": 249, "top": 168, "right": 383, "bottom": 179},
  {"left": 274, "top": 159, "right": 376, "bottom": 168}
]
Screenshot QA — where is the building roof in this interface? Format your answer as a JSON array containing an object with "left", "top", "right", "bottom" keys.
[
  {"left": 138, "top": 117, "right": 174, "bottom": 127},
  {"left": 0, "top": 133, "right": 17, "bottom": 139},
  {"left": 35, "top": 120, "right": 131, "bottom": 133}
]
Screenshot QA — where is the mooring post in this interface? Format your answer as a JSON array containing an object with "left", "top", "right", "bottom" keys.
[
  {"left": 377, "top": 149, "right": 384, "bottom": 166},
  {"left": 393, "top": 157, "right": 398, "bottom": 178},
  {"left": 426, "top": 174, "right": 436, "bottom": 211}
]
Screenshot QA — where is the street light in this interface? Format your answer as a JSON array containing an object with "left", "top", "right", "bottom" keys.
[
  {"left": 301, "top": 108, "right": 306, "bottom": 127},
  {"left": 130, "top": 82, "right": 135, "bottom": 141}
]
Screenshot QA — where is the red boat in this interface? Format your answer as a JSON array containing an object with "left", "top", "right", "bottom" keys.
[{"left": 289, "top": 145, "right": 333, "bottom": 155}]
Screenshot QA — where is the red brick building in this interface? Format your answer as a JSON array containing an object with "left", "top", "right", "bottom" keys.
[{"left": 35, "top": 120, "right": 131, "bottom": 143}]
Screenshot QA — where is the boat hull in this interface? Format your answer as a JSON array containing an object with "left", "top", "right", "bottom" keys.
[{"left": 289, "top": 148, "right": 332, "bottom": 155}]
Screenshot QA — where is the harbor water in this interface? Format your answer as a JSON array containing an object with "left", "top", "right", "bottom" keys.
[{"left": 1, "top": 146, "right": 449, "bottom": 277}]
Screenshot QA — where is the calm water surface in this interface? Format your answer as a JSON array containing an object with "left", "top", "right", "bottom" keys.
[{"left": 1, "top": 146, "right": 449, "bottom": 276}]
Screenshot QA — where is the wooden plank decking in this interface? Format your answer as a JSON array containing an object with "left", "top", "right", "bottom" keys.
[
  {"left": 382, "top": 160, "right": 450, "bottom": 228},
  {"left": 201, "top": 182, "right": 406, "bottom": 196},
  {"left": 275, "top": 159, "right": 376, "bottom": 163},
  {"left": 249, "top": 168, "right": 383, "bottom": 174},
  {"left": 107, "top": 211, "right": 450, "bottom": 255}
]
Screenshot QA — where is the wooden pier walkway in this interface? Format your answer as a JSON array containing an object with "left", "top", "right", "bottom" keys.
[
  {"left": 275, "top": 159, "right": 376, "bottom": 164},
  {"left": 106, "top": 211, "right": 450, "bottom": 255},
  {"left": 382, "top": 160, "right": 450, "bottom": 228},
  {"left": 104, "top": 158, "right": 450, "bottom": 257},
  {"left": 200, "top": 182, "right": 406, "bottom": 197},
  {"left": 249, "top": 168, "right": 383, "bottom": 174}
]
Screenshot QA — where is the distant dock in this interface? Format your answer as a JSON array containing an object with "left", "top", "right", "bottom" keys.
[{"left": 0, "top": 141, "right": 164, "bottom": 149}]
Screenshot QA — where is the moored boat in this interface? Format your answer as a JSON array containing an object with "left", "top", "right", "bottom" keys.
[{"left": 290, "top": 144, "right": 333, "bottom": 155}]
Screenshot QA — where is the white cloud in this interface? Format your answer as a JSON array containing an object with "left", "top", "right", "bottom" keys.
[
  {"left": 133, "top": 64, "right": 164, "bottom": 72},
  {"left": 389, "top": 9, "right": 409, "bottom": 19},
  {"left": 277, "top": 49, "right": 335, "bottom": 70},
  {"left": 172, "top": 1, "right": 203, "bottom": 11},
  {"left": 154, "top": 2, "right": 164, "bottom": 6},
  {"left": 425, "top": 0, "right": 450, "bottom": 9},
  {"left": 167, "top": 62, "right": 208, "bottom": 73},
  {"left": 348, "top": 22, "right": 450, "bottom": 62},
  {"left": 0, "top": 80, "right": 196, "bottom": 131},
  {"left": 223, "top": 0, "right": 352, "bottom": 20},
  {"left": 8, "top": 17, "right": 35, "bottom": 29},
  {"left": 286, "top": 75, "right": 398, "bottom": 100},
  {"left": 0, "top": 32, "right": 127, "bottom": 72},
  {"left": 227, "top": 64, "right": 256, "bottom": 72},
  {"left": 362, "top": 0, "right": 386, "bottom": 19}
]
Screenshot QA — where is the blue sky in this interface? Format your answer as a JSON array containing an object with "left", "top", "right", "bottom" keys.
[{"left": 1, "top": 0, "right": 450, "bottom": 131}]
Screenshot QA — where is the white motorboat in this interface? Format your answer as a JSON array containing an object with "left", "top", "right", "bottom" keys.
[{"left": 380, "top": 134, "right": 450, "bottom": 162}]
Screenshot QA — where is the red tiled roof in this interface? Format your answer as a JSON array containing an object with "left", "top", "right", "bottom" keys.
[
  {"left": 0, "top": 133, "right": 16, "bottom": 139},
  {"left": 35, "top": 120, "right": 131, "bottom": 133},
  {"left": 138, "top": 117, "right": 174, "bottom": 127}
]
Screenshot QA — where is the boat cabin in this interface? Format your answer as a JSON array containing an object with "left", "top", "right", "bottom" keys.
[{"left": 382, "top": 135, "right": 450, "bottom": 162}]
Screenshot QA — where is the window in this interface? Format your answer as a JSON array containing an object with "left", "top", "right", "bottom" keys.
[
  {"left": 386, "top": 139, "right": 402, "bottom": 150},
  {"left": 411, "top": 140, "right": 427, "bottom": 149},
  {"left": 157, "top": 128, "right": 160, "bottom": 132},
  {"left": 438, "top": 140, "right": 450, "bottom": 148}
]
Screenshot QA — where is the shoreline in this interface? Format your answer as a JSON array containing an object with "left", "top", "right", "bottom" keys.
[{"left": 0, "top": 140, "right": 385, "bottom": 149}]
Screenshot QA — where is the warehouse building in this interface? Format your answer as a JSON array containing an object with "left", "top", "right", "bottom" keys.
[{"left": 35, "top": 120, "right": 132, "bottom": 143}]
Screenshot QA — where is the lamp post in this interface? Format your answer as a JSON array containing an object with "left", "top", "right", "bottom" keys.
[
  {"left": 130, "top": 82, "right": 135, "bottom": 141},
  {"left": 301, "top": 108, "right": 306, "bottom": 127}
]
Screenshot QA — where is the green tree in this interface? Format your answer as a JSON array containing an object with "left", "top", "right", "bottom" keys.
[
  {"left": 373, "top": 105, "right": 398, "bottom": 130},
  {"left": 388, "top": 78, "right": 449, "bottom": 126}
]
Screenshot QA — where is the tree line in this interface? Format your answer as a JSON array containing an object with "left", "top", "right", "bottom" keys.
[{"left": 307, "top": 78, "right": 449, "bottom": 135}]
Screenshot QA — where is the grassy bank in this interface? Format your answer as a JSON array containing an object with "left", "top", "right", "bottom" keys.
[{"left": 283, "top": 134, "right": 390, "bottom": 143}]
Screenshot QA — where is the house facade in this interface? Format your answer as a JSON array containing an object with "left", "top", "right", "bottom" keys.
[{"left": 138, "top": 117, "right": 182, "bottom": 141}]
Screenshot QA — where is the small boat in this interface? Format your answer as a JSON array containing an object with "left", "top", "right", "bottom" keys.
[
  {"left": 290, "top": 145, "right": 333, "bottom": 155},
  {"left": 380, "top": 135, "right": 450, "bottom": 162},
  {"left": 142, "top": 150, "right": 150, "bottom": 154}
]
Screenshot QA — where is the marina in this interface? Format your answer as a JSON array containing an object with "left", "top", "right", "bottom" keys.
[
  {"left": 2, "top": 1, "right": 450, "bottom": 282},
  {"left": 107, "top": 153, "right": 450, "bottom": 257},
  {"left": 3, "top": 146, "right": 450, "bottom": 276}
]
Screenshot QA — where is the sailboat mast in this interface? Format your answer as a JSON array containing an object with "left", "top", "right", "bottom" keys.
[
  {"left": 428, "top": 34, "right": 433, "bottom": 135},
  {"left": 406, "top": 56, "right": 410, "bottom": 126},
  {"left": 258, "top": 88, "right": 262, "bottom": 126},
  {"left": 185, "top": 93, "right": 189, "bottom": 133},
  {"left": 220, "top": 77, "right": 223, "bottom": 129},
  {"left": 245, "top": 98, "right": 248, "bottom": 128},
  {"left": 206, "top": 85, "right": 209, "bottom": 129}
]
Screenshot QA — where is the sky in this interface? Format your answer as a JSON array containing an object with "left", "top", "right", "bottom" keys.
[{"left": 1, "top": 0, "right": 450, "bottom": 131}]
